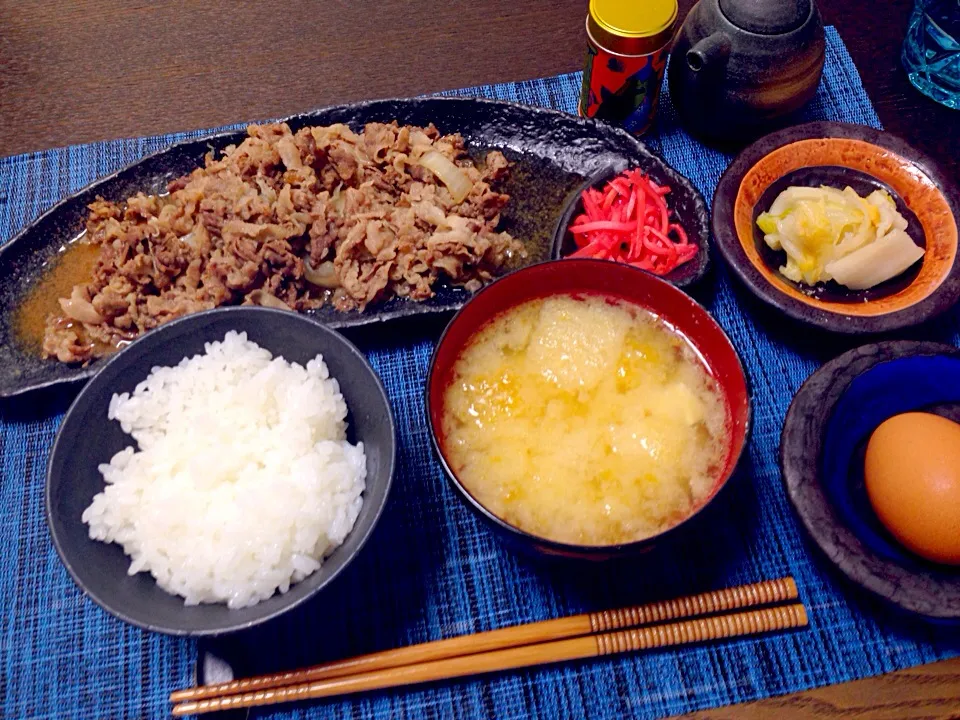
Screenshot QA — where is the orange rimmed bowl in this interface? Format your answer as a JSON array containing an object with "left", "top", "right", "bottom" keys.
[{"left": 712, "top": 122, "right": 960, "bottom": 333}]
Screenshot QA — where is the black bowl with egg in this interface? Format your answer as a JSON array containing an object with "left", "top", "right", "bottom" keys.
[
  {"left": 46, "top": 307, "right": 396, "bottom": 635},
  {"left": 425, "top": 259, "right": 751, "bottom": 561},
  {"left": 781, "top": 340, "right": 960, "bottom": 622}
]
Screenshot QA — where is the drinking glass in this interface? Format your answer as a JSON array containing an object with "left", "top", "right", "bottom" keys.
[{"left": 902, "top": 0, "right": 960, "bottom": 109}]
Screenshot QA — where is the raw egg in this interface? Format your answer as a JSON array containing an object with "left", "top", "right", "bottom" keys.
[{"left": 864, "top": 412, "right": 960, "bottom": 565}]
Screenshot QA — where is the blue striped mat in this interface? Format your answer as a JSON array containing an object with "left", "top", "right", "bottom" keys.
[{"left": 1, "top": 26, "right": 958, "bottom": 720}]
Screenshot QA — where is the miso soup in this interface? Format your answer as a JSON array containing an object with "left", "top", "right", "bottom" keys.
[{"left": 440, "top": 294, "right": 729, "bottom": 546}]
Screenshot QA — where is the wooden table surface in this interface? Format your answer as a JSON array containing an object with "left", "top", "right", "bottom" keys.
[{"left": 1, "top": 0, "right": 959, "bottom": 717}]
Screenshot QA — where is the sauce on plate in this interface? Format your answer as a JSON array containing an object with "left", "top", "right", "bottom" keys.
[{"left": 15, "top": 236, "right": 101, "bottom": 353}]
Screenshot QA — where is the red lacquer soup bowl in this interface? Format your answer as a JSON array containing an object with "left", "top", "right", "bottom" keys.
[{"left": 426, "top": 259, "right": 751, "bottom": 560}]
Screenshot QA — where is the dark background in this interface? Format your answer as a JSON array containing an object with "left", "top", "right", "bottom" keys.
[{"left": 0, "top": 0, "right": 957, "bottom": 182}]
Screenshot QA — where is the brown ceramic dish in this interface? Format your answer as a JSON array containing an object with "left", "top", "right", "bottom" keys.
[{"left": 712, "top": 122, "right": 960, "bottom": 333}]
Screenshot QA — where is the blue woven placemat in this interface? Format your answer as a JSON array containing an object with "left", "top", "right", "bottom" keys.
[{"left": 2, "top": 27, "right": 958, "bottom": 720}]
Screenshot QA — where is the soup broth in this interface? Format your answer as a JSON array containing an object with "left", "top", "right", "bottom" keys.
[{"left": 441, "top": 294, "right": 729, "bottom": 546}]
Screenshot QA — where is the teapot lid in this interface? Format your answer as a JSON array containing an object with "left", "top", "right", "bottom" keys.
[{"left": 718, "top": 0, "right": 811, "bottom": 34}]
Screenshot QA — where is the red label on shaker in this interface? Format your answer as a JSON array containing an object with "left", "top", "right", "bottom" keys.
[{"left": 579, "top": 43, "right": 669, "bottom": 135}]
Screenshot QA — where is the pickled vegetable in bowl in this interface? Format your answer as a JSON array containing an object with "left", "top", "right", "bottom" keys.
[
  {"left": 757, "top": 185, "right": 924, "bottom": 290},
  {"left": 564, "top": 168, "right": 698, "bottom": 275}
]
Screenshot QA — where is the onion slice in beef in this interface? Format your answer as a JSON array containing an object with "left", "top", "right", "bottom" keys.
[
  {"left": 303, "top": 259, "right": 340, "bottom": 288},
  {"left": 330, "top": 184, "right": 345, "bottom": 214},
  {"left": 417, "top": 151, "right": 473, "bottom": 204},
  {"left": 243, "top": 290, "right": 290, "bottom": 310},
  {"left": 59, "top": 286, "right": 104, "bottom": 325}
]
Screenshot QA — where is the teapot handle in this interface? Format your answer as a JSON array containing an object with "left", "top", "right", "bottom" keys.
[{"left": 686, "top": 32, "right": 731, "bottom": 72}]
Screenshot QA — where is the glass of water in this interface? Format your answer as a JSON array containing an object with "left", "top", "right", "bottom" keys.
[{"left": 902, "top": 0, "right": 960, "bottom": 109}]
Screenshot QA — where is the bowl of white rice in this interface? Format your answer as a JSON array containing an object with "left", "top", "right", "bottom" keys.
[{"left": 46, "top": 307, "right": 395, "bottom": 635}]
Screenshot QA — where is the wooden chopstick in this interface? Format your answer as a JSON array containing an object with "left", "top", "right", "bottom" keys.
[
  {"left": 171, "top": 577, "right": 797, "bottom": 704},
  {"left": 173, "top": 602, "right": 807, "bottom": 716}
]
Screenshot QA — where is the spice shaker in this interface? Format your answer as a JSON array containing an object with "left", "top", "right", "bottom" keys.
[{"left": 579, "top": 0, "right": 679, "bottom": 135}]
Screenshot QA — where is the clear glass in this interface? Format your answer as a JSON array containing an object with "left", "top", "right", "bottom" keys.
[{"left": 902, "top": 0, "right": 960, "bottom": 109}]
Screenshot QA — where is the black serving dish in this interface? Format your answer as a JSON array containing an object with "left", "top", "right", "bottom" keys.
[
  {"left": 46, "top": 307, "right": 396, "bottom": 635},
  {"left": 0, "top": 96, "right": 700, "bottom": 398},
  {"left": 781, "top": 340, "right": 960, "bottom": 621},
  {"left": 550, "top": 166, "right": 711, "bottom": 288}
]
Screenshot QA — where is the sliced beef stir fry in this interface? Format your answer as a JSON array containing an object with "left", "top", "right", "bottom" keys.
[{"left": 44, "top": 121, "right": 522, "bottom": 363}]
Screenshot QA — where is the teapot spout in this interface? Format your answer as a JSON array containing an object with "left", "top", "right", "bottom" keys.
[{"left": 686, "top": 32, "right": 731, "bottom": 72}]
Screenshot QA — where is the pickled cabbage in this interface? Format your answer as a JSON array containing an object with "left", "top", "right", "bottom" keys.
[{"left": 756, "top": 186, "right": 923, "bottom": 289}]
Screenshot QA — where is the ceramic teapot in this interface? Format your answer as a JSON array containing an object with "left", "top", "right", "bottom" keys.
[{"left": 668, "top": 0, "right": 825, "bottom": 146}]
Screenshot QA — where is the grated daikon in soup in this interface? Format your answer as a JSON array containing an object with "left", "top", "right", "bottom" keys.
[{"left": 441, "top": 294, "right": 729, "bottom": 546}]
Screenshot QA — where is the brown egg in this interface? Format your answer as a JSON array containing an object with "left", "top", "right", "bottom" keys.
[{"left": 864, "top": 412, "right": 960, "bottom": 565}]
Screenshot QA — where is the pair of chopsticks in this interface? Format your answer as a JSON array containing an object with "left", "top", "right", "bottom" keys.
[{"left": 170, "top": 576, "right": 805, "bottom": 716}]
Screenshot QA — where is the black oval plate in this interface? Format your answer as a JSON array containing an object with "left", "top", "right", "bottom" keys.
[
  {"left": 781, "top": 340, "right": 960, "bottom": 621},
  {"left": 0, "top": 97, "right": 706, "bottom": 397}
]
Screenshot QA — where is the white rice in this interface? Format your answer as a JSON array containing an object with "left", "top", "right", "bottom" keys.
[{"left": 81, "top": 331, "right": 367, "bottom": 609}]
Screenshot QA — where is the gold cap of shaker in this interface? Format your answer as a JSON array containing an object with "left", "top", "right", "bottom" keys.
[{"left": 587, "top": 0, "right": 678, "bottom": 56}]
